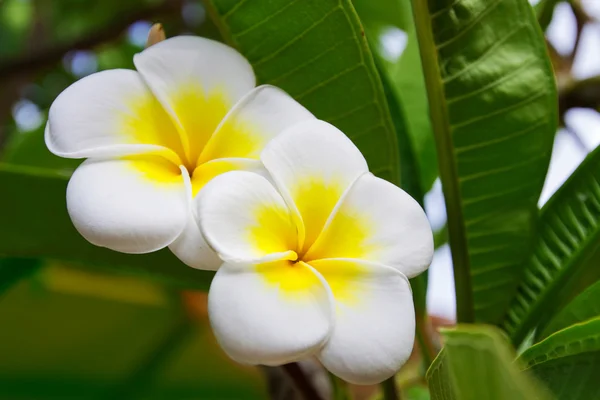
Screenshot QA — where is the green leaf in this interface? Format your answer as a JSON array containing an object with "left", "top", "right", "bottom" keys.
[
  {"left": 204, "top": 0, "right": 400, "bottom": 183},
  {"left": 540, "top": 280, "right": 600, "bottom": 340},
  {"left": 0, "top": 258, "right": 41, "bottom": 297},
  {"left": 411, "top": 0, "right": 557, "bottom": 323},
  {"left": 354, "top": 0, "right": 439, "bottom": 192},
  {"left": 0, "top": 266, "right": 266, "bottom": 399},
  {"left": 390, "top": 27, "right": 438, "bottom": 193},
  {"left": 518, "top": 317, "right": 600, "bottom": 400},
  {"left": 1, "top": 121, "right": 80, "bottom": 172},
  {"left": 502, "top": 146, "right": 600, "bottom": 345},
  {"left": 534, "top": 0, "right": 562, "bottom": 32},
  {"left": 0, "top": 164, "right": 213, "bottom": 290},
  {"left": 427, "top": 324, "right": 552, "bottom": 400}
]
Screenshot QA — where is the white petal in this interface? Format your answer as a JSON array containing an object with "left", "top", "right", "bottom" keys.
[
  {"left": 261, "top": 120, "right": 368, "bottom": 252},
  {"left": 196, "top": 171, "right": 297, "bottom": 262},
  {"left": 190, "top": 157, "right": 267, "bottom": 197},
  {"left": 199, "top": 85, "right": 315, "bottom": 162},
  {"left": 208, "top": 260, "right": 333, "bottom": 365},
  {"left": 168, "top": 216, "right": 222, "bottom": 271},
  {"left": 67, "top": 156, "right": 189, "bottom": 253},
  {"left": 306, "top": 173, "right": 433, "bottom": 278},
  {"left": 46, "top": 69, "right": 182, "bottom": 161},
  {"left": 134, "top": 36, "right": 255, "bottom": 162},
  {"left": 309, "top": 258, "right": 415, "bottom": 385}
]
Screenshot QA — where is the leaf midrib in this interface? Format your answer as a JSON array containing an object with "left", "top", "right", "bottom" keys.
[{"left": 411, "top": 0, "right": 473, "bottom": 322}]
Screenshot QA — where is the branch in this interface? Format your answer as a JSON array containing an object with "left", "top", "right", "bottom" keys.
[
  {"left": 0, "top": 0, "right": 181, "bottom": 78},
  {"left": 281, "top": 363, "right": 324, "bottom": 400},
  {"left": 559, "top": 75, "right": 600, "bottom": 115}
]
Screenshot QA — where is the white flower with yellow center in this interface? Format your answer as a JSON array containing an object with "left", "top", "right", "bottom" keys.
[
  {"left": 45, "top": 36, "right": 314, "bottom": 269},
  {"left": 196, "top": 120, "right": 434, "bottom": 384}
]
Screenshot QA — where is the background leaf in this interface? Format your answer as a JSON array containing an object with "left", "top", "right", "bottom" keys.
[
  {"left": 204, "top": 0, "right": 401, "bottom": 183},
  {"left": 518, "top": 317, "right": 600, "bottom": 400},
  {"left": 502, "top": 146, "right": 600, "bottom": 345},
  {"left": 0, "top": 164, "right": 214, "bottom": 290},
  {"left": 427, "top": 324, "right": 551, "bottom": 400},
  {"left": 411, "top": 0, "right": 557, "bottom": 323},
  {"left": 0, "top": 264, "right": 266, "bottom": 399},
  {"left": 540, "top": 280, "right": 600, "bottom": 339}
]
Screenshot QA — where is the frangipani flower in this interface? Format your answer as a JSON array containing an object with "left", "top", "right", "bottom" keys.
[
  {"left": 196, "top": 120, "right": 434, "bottom": 384},
  {"left": 45, "top": 36, "right": 313, "bottom": 269}
]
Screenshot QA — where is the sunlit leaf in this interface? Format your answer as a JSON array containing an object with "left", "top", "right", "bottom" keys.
[{"left": 411, "top": 0, "right": 557, "bottom": 323}]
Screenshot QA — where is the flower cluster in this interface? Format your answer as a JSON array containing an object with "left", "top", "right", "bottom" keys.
[{"left": 46, "top": 36, "right": 433, "bottom": 384}]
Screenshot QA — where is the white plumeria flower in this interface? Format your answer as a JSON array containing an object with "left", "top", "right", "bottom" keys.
[
  {"left": 45, "top": 36, "right": 314, "bottom": 269},
  {"left": 196, "top": 120, "right": 434, "bottom": 385}
]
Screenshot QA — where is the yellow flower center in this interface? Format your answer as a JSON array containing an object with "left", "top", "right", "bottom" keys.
[{"left": 123, "top": 85, "right": 262, "bottom": 195}]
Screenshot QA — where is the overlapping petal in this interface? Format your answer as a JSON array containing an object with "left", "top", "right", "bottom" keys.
[
  {"left": 306, "top": 173, "right": 433, "bottom": 278},
  {"left": 208, "top": 260, "right": 333, "bottom": 365},
  {"left": 261, "top": 120, "right": 368, "bottom": 252},
  {"left": 168, "top": 217, "right": 222, "bottom": 271},
  {"left": 196, "top": 171, "right": 298, "bottom": 262},
  {"left": 134, "top": 36, "right": 256, "bottom": 162},
  {"left": 309, "top": 258, "right": 415, "bottom": 385},
  {"left": 199, "top": 85, "right": 315, "bottom": 162},
  {"left": 66, "top": 156, "right": 189, "bottom": 254},
  {"left": 46, "top": 69, "right": 182, "bottom": 162}
]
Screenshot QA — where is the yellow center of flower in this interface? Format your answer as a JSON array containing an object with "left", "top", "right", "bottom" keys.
[
  {"left": 122, "top": 85, "right": 262, "bottom": 195},
  {"left": 247, "top": 179, "right": 376, "bottom": 304}
]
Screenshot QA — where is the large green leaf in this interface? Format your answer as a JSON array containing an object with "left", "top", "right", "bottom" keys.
[
  {"left": 426, "top": 324, "right": 551, "bottom": 400},
  {"left": 502, "top": 146, "right": 600, "bottom": 345},
  {"left": 204, "top": 0, "right": 400, "bottom": 183},
  {"left": 411, "top": 0, "right": 557, "bottom": 322},
  {"left": 540, "top": 280, "right": 600, "bottom": 340},
  {"left": 518, "top": 317, "right": 600, "bottom": 400},
  {"left": 0, "top": 266, "right": 265, "bottom": 399},
  {"left": 0, "top": 164, "right": 213, "bottom": 290}
]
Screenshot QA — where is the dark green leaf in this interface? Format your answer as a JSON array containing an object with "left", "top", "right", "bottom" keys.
[
  {"left": 518, "top": 317, "right": 600, "bottom": 400},
  {"left": 411, "top": 0, "right": 557, "bottom": 323},
  {"left": 205, "top": 0, "right": 400, "bottom": 183},
  {"left": 427, "top": 324, "right": 552, "bottom": 400},
  {"left": 0, "top": 258, "right": 41, "bottom": 297},
  {"left": 540, "top": 280, "right": 600, "bottom": 340},
  {"left": 503, "top": 146, "right": 600, "bottom": 345},
  {"left": 0, "top": 267, "right": 265, "bottom": 399},
  {"left": 0, "top": 164, "right": 213, "bottom": 290}
]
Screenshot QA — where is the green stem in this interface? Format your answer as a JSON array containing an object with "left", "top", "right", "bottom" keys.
[
  {"left": 410, "top": 0, "right": 474, "bottom": 322},
  {"left": 381, "top": 377, "right": 401, "bottom": 400}
]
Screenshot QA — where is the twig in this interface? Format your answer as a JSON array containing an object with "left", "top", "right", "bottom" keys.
[
  {"left": 0, "top": 0, "right": 181, "bottom": 78},
  {"left": 281, "top": 363, "right": 324, "bottom": 400},
  {"left": 381, "top": 377, "right": 401, "bottom": 400}
]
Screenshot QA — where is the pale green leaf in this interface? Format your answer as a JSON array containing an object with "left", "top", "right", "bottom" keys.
[{"left": 427, "top": 324, "right": 552, "bottom": 400}]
